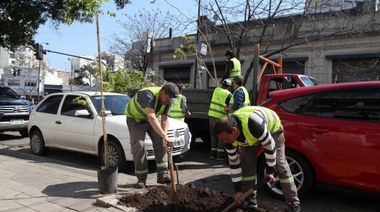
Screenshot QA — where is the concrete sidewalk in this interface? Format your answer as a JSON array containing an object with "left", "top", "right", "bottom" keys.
[
  {"left": 0, "top": 142, "right": 285, "bottom": 212},
  {"left": 0, "top": 143, "right": 124, "bottom": 211}
]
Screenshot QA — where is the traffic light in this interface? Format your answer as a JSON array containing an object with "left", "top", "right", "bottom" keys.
[
  {"left": 34, "top": 44, "right": 42, "bottom": 60},
  {"left": 34, "top": 43, "right": 46, "bottom": 60}
]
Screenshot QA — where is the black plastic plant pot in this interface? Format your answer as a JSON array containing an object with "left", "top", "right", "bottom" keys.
[{"left": 97, "top": 166, "right": 118, "bottom": 194}]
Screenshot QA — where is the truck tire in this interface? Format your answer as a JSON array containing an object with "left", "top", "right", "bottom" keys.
[
  {"left": 199, "top": 131, "right": 211, "bottom": 147},
  {"left": 30, "top": 130, "right": 49, "bottom": 156},
  {"left": 100, "top": 138, "right": 127, "bottom": 172},
  {"left": 258, "top": 150, "right": 315, "bottom": 199}
]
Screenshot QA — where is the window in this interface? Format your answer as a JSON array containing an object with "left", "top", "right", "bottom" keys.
[
  {"left": 61, "top": 95, "right": 89, "bottom": 116},
  {"left": 279, "top": 94, "right": 315, "bottom": 114},
  {"left": 305, "top": 88, "right": 380, "bottom": 121},
  {"left": 90, "top": 95, "right": 130, "bottom": 115},
  {"left": 25, "top": 81, "right": 37, "bottom": 87},
  {"left": 36, "top": 95, "right": 63, "bottom": 114},
  {"left": 7, "top": 79, "right": 20, "bottom": 86}
]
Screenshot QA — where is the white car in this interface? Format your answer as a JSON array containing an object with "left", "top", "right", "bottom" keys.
[{"left": 28, "top": 92, "right": 191, "bottom": 171}]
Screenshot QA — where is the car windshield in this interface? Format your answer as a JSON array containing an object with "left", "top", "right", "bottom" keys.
[
  {"left": 90, "top": 95, "right": 131, "bottom": 115},
  {"left": 0, "top": 87, "right": 20, "bottom": 99}
]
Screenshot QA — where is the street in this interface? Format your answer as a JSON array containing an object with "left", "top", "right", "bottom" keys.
[{"left": 0, "top": 131, "right": 378, "bottom": 211}]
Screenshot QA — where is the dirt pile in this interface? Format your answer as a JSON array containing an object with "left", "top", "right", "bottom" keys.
[{"left": 118, "top": 183, "right": 267, "bottom": 212}]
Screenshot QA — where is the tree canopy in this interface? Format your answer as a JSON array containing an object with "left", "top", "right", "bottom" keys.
[
  {"left": 0, "top": 0, "right": 131, "bottom": 48},
  {"left": 108, "top": 8, "right": 185, "bottom": 76}
]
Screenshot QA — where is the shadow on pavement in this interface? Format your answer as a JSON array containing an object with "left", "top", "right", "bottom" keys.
[{"left": 41, "top": 181, "right": 99, "bottom": 199}]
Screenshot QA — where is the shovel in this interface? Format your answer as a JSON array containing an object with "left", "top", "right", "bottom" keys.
[
  {"left": 167, "top": 146, "right": 178, "bottom": 211},
  {"left": 222, "top": 178, "right": 269, "bottom": 212}
]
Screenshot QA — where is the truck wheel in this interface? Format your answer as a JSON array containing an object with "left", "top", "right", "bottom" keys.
[
  {"left": 30, "top": 130, "right": 49, "bottom": 156},
  {"left": 258, "top": 150, "right": 315, "bottom": 199},
  {"left": 199, "top": 132, "right": 211, "bottom": 147},
  {"left": 19, "top": 129, "right": 28, "bottom": 137},
  {"left": 100, "top": 138, "right": 127, "bottom": 172}
]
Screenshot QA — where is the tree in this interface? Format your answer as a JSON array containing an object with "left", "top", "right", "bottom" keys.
[
  {"left": 108, "top": 8, "right": 185, "bottom": 76},
  {"left": 103, "top": 68, "right": 155, "bottom": 95},
  {"left": 69, "top": 64, "right": 98, "bottom": 86},
  {"left": 0, "top": 0, "right": 132, "bottom": 48}
]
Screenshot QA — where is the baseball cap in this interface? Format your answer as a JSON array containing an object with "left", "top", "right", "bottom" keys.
[
  {"left": 163, "top": 83, "right": 179, "bottom": 104},
  {"left": 225, "top": 50, "right": 234, "bottom": 57}
]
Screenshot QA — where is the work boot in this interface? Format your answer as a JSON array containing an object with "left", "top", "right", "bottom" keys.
[
  {"left": 288, "top": 201, "right": 301, "bottom": 212},
  {"left": 238, "top": 197, "right": 258, "bottom": 212},
  {"left": 134, "top": 180, "right": 146, "bottom": 189},
  {"left": 157, "top": 176, "right": 171, "bottom": 184},
  {"left": 217, "top": 156, "right": 225, "bottom": 161}
]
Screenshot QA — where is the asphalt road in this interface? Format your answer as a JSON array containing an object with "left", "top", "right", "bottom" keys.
[{"left": 0, "top": 132, "right": 379, "bottom": 212}]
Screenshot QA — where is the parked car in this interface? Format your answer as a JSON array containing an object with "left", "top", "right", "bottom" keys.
[
  {"left": 0, "top": 86, "right": 34, "bottom": 137},
  {"left": 258, "top": 81, "right": 380, "bottom": 199},
  {"left": 28, "top": 92, "right": 191, "bottom": 171}
]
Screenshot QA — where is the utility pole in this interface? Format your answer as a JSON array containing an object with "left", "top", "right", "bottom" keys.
[{"left": 37, "top": 60, "right": 41, "bottom": 103}]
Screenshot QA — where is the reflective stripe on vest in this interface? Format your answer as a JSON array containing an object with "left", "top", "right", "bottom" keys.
[
  {"left": 124, "top": 87, "right": 165, "bottom": 123},
  {"left": 229, "top": 57, "right": 241, "bottom": 79},
  {"left": 208, "top": 87, "right": 231, "bottom": 118},
  {"left": 229, "top": 86, "right": 251, "bottom": 108},
  {"left": 232, "top": 106, "right": 281, "bottom": 147},
  {"left": 169, "top": 94, "right": 185, "bottom": 121}
]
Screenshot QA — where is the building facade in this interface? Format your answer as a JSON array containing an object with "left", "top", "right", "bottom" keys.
[
  {"left": 1, "top": 45, "right": 125, "bottom": 98},
  {"left": 149, "top": 1, "right": 380, "bottom": 90}
]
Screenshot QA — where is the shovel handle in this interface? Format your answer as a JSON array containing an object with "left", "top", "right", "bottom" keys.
[
  {"left": 222, "top": 178, "right": 269, "bottom": 212},
  {"left": 222, "top": 188, "right": 255, "bottom": 212},
  {"left": 168, "top": 147, "right": 177, "bottom": 197}
]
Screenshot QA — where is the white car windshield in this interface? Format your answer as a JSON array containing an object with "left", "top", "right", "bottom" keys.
[{"left": 90, "top": 95, "right": 130, "bottom": 115}]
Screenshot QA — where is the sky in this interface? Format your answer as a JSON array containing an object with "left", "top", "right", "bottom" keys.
[{"left": 35, "top": 0, "right": 199, "bottom": 72}]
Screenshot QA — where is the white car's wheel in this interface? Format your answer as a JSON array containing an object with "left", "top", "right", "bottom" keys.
[{"left": 30, "top": 130, "right": 49, "bottom": 156}]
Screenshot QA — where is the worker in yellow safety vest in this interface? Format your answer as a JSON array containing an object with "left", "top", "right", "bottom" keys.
[
  {"left": 208, "top": 79, "right": 232, "bottom": 160},
  {"left": 169, "top": 84, "right": 191, "bottom": 122},
  {"left": 215, "top": 106, "right": 301, "bottom": 212},
  {"left": 124, "top": 82, "right": 178, "bottom": 189},
  {"left": 225, "top": 75, "right": 251, "bottom": 114},
  {"left": 220, "top": 50, "right": 241, "bottom": 85}
]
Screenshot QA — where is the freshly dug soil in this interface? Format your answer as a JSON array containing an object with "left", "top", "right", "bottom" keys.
[{"left": 118, "top": 183, "right": 268, "bottom": 212}]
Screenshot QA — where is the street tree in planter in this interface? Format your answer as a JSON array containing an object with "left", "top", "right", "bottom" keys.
[
  {"left": 63, "top": 0, "right": 132, "bottom": 194},
  {"left": 94, "top": 9, "right": 119, "bottom": 194}
]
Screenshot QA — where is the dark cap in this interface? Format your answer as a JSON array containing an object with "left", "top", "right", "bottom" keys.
[
  {"left": 233, "top": 75, "right": 244, "bottom": 85},
  {"left": 222, "top": 79, "right": 232, "bottom": 87},
  {"left": 163, "top": 83, "right": 179, "bottom": 104},
  {"left": 225, "top": 50, "right": 234, "bottom": 57}
]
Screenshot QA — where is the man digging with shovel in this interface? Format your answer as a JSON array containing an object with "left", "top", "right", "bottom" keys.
[
  {"left": 215, "top": 106, "right": 301, "bottom": 212},
  {"left": 125, "top": 83, "right": 179, "bottom": 189}
]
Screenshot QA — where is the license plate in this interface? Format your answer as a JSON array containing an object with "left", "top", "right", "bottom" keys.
[
  {"left": 10, "top": 119, "right": 24, "bottom": 125},
  {"left": 174, "top": 139, "right": 184, "bottom": 146}
]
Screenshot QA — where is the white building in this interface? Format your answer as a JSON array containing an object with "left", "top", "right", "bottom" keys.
[
  {"left": 0, "top": 46, "right": 70, "bottom": 99},
  {"left": 1, "top": 45, "right": 126, "bottom": 98},
  {"left": 101, "top": 52, "right": 124, "bottom": 73},
  {"left": 69, "top": 55, "right": 96, "bottom": 78},
  {"left": 305, "top": 0, "right": 380, "bottom": 13}
]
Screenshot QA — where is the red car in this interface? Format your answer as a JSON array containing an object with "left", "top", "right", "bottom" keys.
[{"left": 258, "top": 81, "right": 380, "bottom": 199}]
